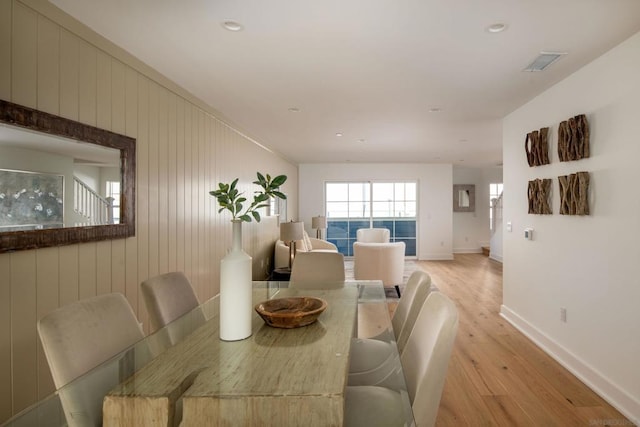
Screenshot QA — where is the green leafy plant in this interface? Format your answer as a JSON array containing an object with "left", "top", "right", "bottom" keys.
[{"left": 210, "top": 172, "right": 287, "bottom": 223}]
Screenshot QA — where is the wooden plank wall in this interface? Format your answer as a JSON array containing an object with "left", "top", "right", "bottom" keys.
[{"left": 0, "top": 0, "right": 297, "bottom": 421}]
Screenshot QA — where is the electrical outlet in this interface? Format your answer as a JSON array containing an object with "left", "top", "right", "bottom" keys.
[{"left": 560, "top": 307, "right": 567, "bottom": 322}]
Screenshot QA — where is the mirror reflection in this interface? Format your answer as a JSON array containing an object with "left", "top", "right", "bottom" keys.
[
  {"left": 0, "top": 124, "right": 122, "bottom": 232},
  {"left": 0, "top": 99, "right": 135, "bottom": 253},
  {"left": 458, "top": 189, "right": 470, "bottom": 208}
]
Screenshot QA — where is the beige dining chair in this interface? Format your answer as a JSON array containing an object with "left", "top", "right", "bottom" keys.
[
  {"left": 141, "top": 271, "right": 206, "bottom": 348},
  {"left": 348, "top": 270, "right": 432, "bottom": 386},
  {"left": 353, "top": 240, "right": 405, "bottom": 297},
  {"left": 345, "top": 292, "right": 459, "bottom": 427},
  {"left": 37, "top": 293, "right": 146, "bottom": 426},
  {"left": 289, "top": 251, "right": 346, "bottom": 289}
]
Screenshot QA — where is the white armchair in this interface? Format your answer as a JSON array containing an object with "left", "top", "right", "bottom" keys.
[
  {"left": 353, "top": 241, "right": 405, "bottom": 297},
  {"left": 274, "top": 230, "right": 338, "bottom": 269}
]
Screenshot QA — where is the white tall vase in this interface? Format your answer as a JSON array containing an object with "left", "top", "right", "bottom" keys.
[{"left": 219, "top": 220, "right": 253, "bottom": 341}]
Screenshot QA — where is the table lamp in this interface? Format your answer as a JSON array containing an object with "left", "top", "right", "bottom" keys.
[
  {"left": 311, "top": 216, "right": 327, "bottom": 239},
  {"left": 280, "top": 220, "right": 304, "bottom": 269}
]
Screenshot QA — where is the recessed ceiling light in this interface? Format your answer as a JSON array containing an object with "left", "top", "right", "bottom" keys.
[
  {"left": 429, "top": 108, "right": 442, "bottom": 113},
  {"left": 486, "top": 23, "right": 507, "bottom": 33},
  {"left": 287, "top": 107, "right": 300, "bottom": 113},
  {"left": 459, "top": 139, "right": 468, "bottom": 143},
  {"left": 358, "top": 138, "right": 365, "bottom": 143},
  {"left": 336, "top": 132, "right": 343, "bottom": 137},
  {"left": 222, "top": 20, "right": 244, "bottom": 31}
]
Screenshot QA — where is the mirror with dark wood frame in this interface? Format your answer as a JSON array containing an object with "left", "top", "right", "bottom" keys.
[{"left": 0, "top": 99, "right": 135, "bottom": 253}]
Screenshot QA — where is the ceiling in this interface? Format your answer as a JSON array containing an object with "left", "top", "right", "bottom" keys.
[{"left": 49, "top": 0, "right": 640, "bottom": 167}]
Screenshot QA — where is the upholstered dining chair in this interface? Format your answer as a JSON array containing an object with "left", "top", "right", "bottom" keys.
[
  {"left": 141, "top": 271, "right": 206, "bottom": 348},
  {"left": 353, "top": 240, "right": 406, "bottom": 297},
  {"left": 345, "top": 292, "right": 459, "bottom": 427},
  {"left": 37, "top": 293, "right": 146, "bottom": 426},
  {"left": 349, "top": 270, "right": 432, "bottom": 386},
  {"left": 289, "top": 251, "right": 346, "bottom": 289}
]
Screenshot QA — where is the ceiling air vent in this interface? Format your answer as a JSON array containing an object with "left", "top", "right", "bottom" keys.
[{"left": 523, "top": 52, "right": 567, "bottom": 72}]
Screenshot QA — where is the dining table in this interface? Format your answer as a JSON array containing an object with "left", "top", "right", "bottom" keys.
[{"left": 1, "top": 280, "right": 413, "bottom": 427}]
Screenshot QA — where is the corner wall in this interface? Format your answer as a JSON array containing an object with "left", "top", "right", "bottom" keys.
[
  {"left": 502, "top": 31, "right": 640, "bottom": 421},
  {"left": 452, "top": 166, "right": 502, "bottom": 253},
  {"left": 0, "top": 0, "right": 297, "bottom": 420}
]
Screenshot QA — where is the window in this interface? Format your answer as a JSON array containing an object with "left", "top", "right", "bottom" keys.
[
  {"left": 489, "top": 183, "right": 503, "bottom": 231},
  {"left": 106, "top": 180, "right": 121, "bottom": 224},
  {"left": 325, "top": 181, "right": 417, "bottom": 256}
]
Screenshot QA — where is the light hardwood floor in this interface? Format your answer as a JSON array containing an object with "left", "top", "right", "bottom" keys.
[{"left": 409, "top": 254, "right": 634, "bottom": 427}]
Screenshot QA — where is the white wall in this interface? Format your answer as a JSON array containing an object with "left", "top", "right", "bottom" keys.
[
  {"left": 452, "top": 166, "right": 502, "bottom": 253},
  {"left": 299, "top": 163, "right": 453, "bottom": 260},
  {"left": 502, "top": 31, "right": 640, "bottom": 421}
]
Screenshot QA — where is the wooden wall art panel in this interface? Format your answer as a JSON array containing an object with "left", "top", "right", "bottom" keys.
[
  {"left": 558, "top": 114, "right": 590, "bottom": 162},
  {"left": 558, "top": 172, "right": 590, "bottom": 215},
  {"left": 527, "top": 178, "right": 552, "bottom": 215},
  {"left": 525, "top": 127, "right": 550, "bottom": 167}
]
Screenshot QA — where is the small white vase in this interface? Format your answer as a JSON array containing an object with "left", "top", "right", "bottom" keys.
[{"left": 219, "top": 219, "right": 253, "bottom": 341}]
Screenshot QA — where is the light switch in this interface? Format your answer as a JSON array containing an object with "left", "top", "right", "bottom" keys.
[{"left": 507, "top": 222, "right": 512, "bottom": 232}]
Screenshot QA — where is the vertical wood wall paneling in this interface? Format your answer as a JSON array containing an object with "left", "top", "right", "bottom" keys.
[
  {"left": 157, "top": 87, "right": 169, "bottom": 275},
  {"left": 78, "top": 40, "right": 96, "bottom": 126},
  {"left": 204, "top": 113, "right": 213, "bottom": 297},
  {"left": 136, "top": 75, "right": 150, "bottom": 328},
  {"left": 58, "top": 29, "right": 79, "bottom": 120},
  {"left": 35, "top": 248, "right": 58, "bottom": 398},
  {"left": 77, "top": 243, "right": 97, "bottom": 300},
  {"left": 197, "top": 109, "right": 206, "bottom": 297},
  {"left": 124, "top": 66, "right": 138, "bottom": 309},
  {"left": 0, "top": 0, "right": 13, "bottom": 420},
  {"left": 36, "top": 15, "right": 59, "bottom": 115},
  {"left": 96, "top": 50, "right": 114, "bottom": 296},
  {"left": 190, "top": 106, "right": 199, "bottom": 297},
  {"left": 1, "top": 2, "right": 295, "bottom": 419},
  {"left": 111, "top": 59, "right": 126, "bottom": 134},
  {"left": 183, "top": 103, "right": 193, "bottom": 291},
  {"left": 96, "top": 50, "right": 112, "bottom": 129},
  {"left": 0, "top": 253, "right": 11, "bottom": 422},
  {"left": 167, "top": 93, "right": 177, "bottom": 273},
  {"left": 11, "top": 2, "right": 36, "bottom": 107},
  {"left": 175, "top": 97, "right": 186, "bottom": 274},
  {"left": 10, "top": 251, "right": 38, "bottom": 413},
  {"left": 110, "top": 58, "right": 127, "bottom": 296},
  {"left": 96, "top": 241, "right": 112, "bottom": 295},
  {"left": 147, "top": 82, "right": 159, "bottom": 289},
  {"left": 58, "top": 245, "right": 79, "bottom": 306},
  {"left": 0, "top": 0, "right": 11, "bottom": 100}
]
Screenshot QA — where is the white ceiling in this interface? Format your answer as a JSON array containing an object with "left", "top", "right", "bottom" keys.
[{"left": 50, "top": 0, "right": 640, "bottom": 167}]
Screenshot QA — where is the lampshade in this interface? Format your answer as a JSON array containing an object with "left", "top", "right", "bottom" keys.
[
  {"left": 311, "top": 216, "right": 327, "bottom": 229},
  {"left": 280, "top": 221, "right": 304, "bottom": 242}
]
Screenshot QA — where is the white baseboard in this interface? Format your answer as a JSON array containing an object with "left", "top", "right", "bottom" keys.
[
  {"left": 489, "top": 254, "right": 503, "bottom": 263},
  {"left": 453, "top": 247, "right": 482, "bottom": 254},
  {"left": 500, "top": 305, "right": 640, "bottom": 424}
]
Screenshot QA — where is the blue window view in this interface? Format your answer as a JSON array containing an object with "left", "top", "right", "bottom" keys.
[
  {"left": 327, "top": 219, "right": 417, "bottom": 257},
  {"left": 325, "top": 181, "right": 417, "bottom": 257}
]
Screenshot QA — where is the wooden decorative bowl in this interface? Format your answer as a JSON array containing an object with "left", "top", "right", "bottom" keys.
[{"left": 255, "top": 297, "right": 328, "bottom": 329}]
